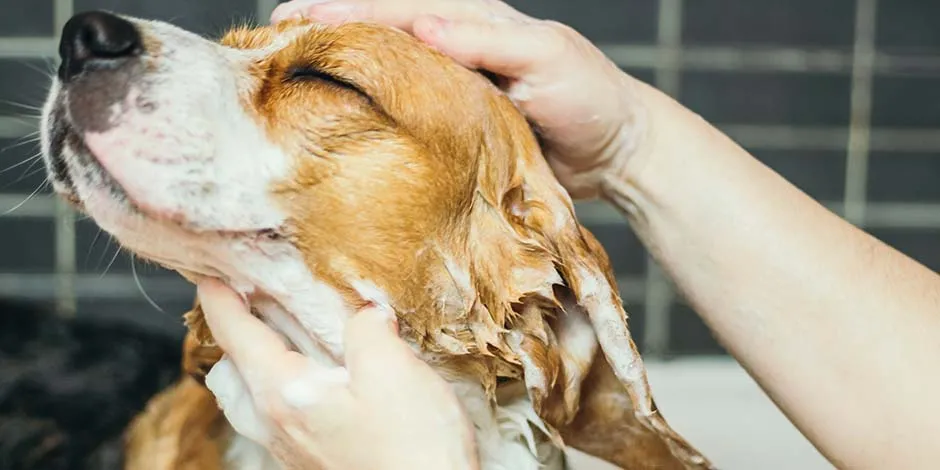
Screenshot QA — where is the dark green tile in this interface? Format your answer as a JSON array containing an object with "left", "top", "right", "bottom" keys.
[
  {"left": 876, "top": 0, "right": 940, "bottom": 52},
  {"left": 0, "top": 138, "right": 49, "bottom": 195},
  {"left": 872, "top": 76, "right": 940, "bottom": 127},
  {"left": 0, "top": 0, "right": 55, "bottom": 36},
  {"left": 0, "top": 218, "right": 55, "bottom": 272},
  {"left": 506, "top": 0, "right": 657, "bottom": 44},
  {"left": 0, "top": 60, "right": 53, "bottom": 116},
  {"left": 868, "top": 152, "right": 940, "bottom": 202},
  {"left": 684, "top": 0, "right": 856, "bottom": 47},
  {"left": 681, "top": 71, "right": 852, "bottom": 126}
]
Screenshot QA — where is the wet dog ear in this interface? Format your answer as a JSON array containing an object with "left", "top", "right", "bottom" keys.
[{"left": 464, "top": 88, "right": 713, "bottom": 468}]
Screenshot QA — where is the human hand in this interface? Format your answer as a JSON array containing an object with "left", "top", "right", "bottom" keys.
[
  {"left": 198, "top": 279, "right": 480, "bottom": 470},
  {"left": 271, "top": 0, "right": 665, "bottom": 200}
]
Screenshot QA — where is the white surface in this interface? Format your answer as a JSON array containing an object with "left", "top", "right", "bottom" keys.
[{"left": 566, "top": 357, "right": 834, "bottom": 469}]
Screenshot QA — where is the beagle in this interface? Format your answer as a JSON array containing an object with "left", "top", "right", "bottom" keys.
[{"left": 40, "top": 11, "right": 713, "bottom": 470}]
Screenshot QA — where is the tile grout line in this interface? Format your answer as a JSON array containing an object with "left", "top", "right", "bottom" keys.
[
  {"left": 642, "top": 0, "right": 683, "bottom": 358},
  {"left": 53, "top": 0, "right": 76, "bottom": 318},
  {"left": 843, "top": 0, "right": 878, "bottom": 225},
  {"left": 53, "top": 0, "right": 73, "bottom": 34}
]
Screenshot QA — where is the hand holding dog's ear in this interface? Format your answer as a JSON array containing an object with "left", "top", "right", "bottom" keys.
[
  {"left": 198, "top": 279, "right": 480, "bottom": 470},
  {"left": 272, "top": 0, "right": 659, "bottom": 200}
]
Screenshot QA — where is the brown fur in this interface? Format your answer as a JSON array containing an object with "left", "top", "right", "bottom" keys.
[
  {"left": 122, "top": 19, "right": 712, "bottom": 470},
  {"left": 124, "top": 331, "right": 228, "bottom": 470}
]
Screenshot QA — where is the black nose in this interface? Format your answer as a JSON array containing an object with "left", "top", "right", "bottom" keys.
[{"left": 58, "top": 11, "right": 142, "bottom": 82}]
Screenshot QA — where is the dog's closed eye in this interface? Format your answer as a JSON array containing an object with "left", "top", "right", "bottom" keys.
[{"left": 285, "top": 66, "right": 366, "bottom": 97}]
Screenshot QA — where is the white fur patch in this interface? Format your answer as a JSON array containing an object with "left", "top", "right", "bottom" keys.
[
  {"left": 576, "top": 267, "right": 650, "bottom": 412},
  {"left": 450, "top": 380, "right": 565, "bottom": 470},
  {"left": 507, "top": 331, "right": 548, "bottom": 397},
  {"left": 555, "top": 297, "right": 599, "bottom": 396}
]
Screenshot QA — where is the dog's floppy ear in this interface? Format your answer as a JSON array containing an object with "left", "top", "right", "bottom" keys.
[{"left": 469, "top": 91, "right": 713, "bottom": 468}]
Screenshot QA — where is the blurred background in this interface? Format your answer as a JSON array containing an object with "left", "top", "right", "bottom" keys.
[{"left": 1, "top": 0, "right": 938, "bottom": 468}]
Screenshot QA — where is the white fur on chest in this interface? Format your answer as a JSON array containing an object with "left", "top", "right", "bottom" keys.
[{"left": 209, "top": 245, "right": 565, "bottom": 470}]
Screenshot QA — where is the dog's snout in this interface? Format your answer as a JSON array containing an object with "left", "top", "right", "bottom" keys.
[{"left": 58, "top": 11, "right": 142, "bottom": 82}]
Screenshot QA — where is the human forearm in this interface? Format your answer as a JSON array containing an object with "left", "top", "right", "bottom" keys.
[{"left": 604, "top": 80, "right": 940, "bottom": 469}]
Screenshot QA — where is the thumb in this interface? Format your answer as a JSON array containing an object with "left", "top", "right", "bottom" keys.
[{"left": 413, "top": 14, "right": 563, "bottom": 79}]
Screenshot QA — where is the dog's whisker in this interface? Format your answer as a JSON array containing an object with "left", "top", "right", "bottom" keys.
[
  {"left": 41, "top": 55, "right": 58, "bottom": 75},
  {"left": 0, "top": 100, "right": 44, "bottom": 113},
  {"left": 20, "top": 59, "right": 56, "bottom": 78},
  {"left": 132, "top": 254, "right": 164, "bottom": 313},
  {"left": 96, "top": 233, "right": 119, "bottom": 274},
  {"left": 0, "top": 133, "right": 42, "bottom": 152},
  {"left": 8, "top": 167, "right": 49, "bottom": 192},
  {"left": 100, "top": 238, "right": 125, "bottom": 277},
  {"left": 1, "top": 183, "right": 45, "bottom": 216},
  {"left": 84, "top": 227, "right": 105, "bottom": 268},
  {"left": 21, "top": 158, "right": 47, "bottom": 178},
  {"left": 1, "top": 115, "right": 36, "bottom": 126},
  {"left": 0, "top": 154, "right": 42, "bottom": 177}
]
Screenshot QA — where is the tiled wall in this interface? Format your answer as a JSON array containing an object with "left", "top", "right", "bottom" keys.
[{"left": 1, "top": 0, "right": 937, "bottom": 357}]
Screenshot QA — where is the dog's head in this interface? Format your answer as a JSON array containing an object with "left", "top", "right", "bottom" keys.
[{"left": 41, "top": 11, "right": 710, "bottom": 468}]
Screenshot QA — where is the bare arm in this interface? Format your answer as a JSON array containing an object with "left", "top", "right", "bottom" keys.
[{"left": 606, "top": 80, "right": 940, "bottom": 469}]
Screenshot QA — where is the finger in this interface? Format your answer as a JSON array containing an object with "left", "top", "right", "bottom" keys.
[
  {"left": 271, "top": 0, "right": 523, "bottom": 31},
  {"left": 413, "top": 15, "right": 565, "bottom": 79},
  {"left": 342, "top": 305, "right": 422, "bottom": 390},
  {"left": 198, "top": 279, "right": 294, "bottom": 384},
  {"left": 205, "top": 356, "right": 273, "bottom": 444}
]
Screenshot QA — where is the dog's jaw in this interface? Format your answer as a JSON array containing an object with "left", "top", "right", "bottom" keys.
[{"left": 39, "top": 15, "right": 353, "bottom": 361}]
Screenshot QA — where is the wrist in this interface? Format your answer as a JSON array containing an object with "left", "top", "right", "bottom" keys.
[
  {"left": 598, "top": 78, "right": 725, "bottom": 220},
  {"left": 597, "top": 78, "right": 664, "bottom": 218}
]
